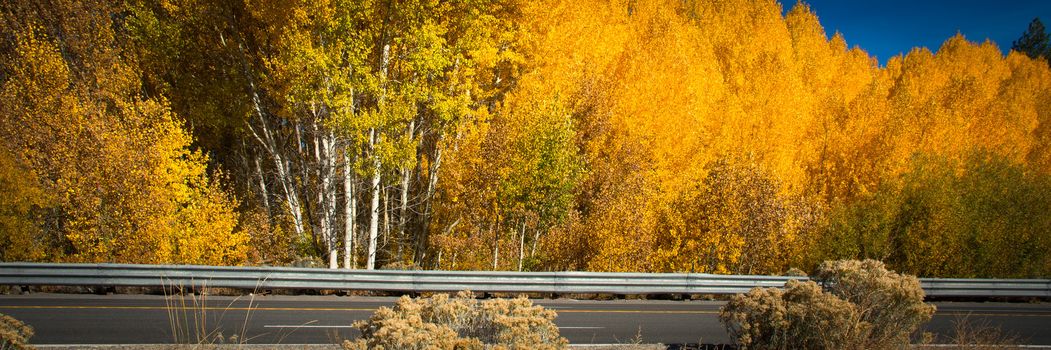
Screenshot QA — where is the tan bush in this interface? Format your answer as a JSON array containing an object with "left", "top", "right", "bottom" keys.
[
  {"left": 720, "top": 259, "right": 935, "bottom": 350},
  {"left": 720, "top": 280, "right": 866, "bottom": 350},
  {"left": 344, "top": 291, "right": 567, "bottom": 350},
  {"left": 815, "top": 259, "right": 936, "bottom": 347},
  {"left": 0, "top": 313, "right": 34, "bottom": 350}
]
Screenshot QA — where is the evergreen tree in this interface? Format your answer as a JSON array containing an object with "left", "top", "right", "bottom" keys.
[{"left": 1012, "top": 18, "right": 1050, "bottom": 61}]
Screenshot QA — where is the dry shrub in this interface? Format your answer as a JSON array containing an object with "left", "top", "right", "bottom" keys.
[
  {"left": 720, "top": 280, "right": 866, "bottom": 350},
  {"left": 720, "top": 259, "right": 935, "bottom": 350},
  {"left": 0, "top": 313, "right": 35, "bottom": 350},
  {"left": 784, "top": 267, "right": 807, "bottom": 277},
  {"left": 343, "top": 290, "right": 567, "bottom": 350},
  {"left": 815, "top": 259, "right": 936, "bottom": 347}
]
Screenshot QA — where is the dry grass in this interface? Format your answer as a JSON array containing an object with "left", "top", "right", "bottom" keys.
[
  {"left": 163, "top": 278, "right": 271, "bottom": 346},
  {"left": 914, "top": 314, "right": 1024, "bottom": 350}
]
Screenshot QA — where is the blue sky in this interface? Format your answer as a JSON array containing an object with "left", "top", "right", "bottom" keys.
[{"left": 793, "top": 0, "right": 1051, "bottom": 64}]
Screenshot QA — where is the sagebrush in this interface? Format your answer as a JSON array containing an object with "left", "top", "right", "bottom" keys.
[
  {"left": 0, "top": 313, "right": 34, "bottom": 350},
  {"left": 720, "top": 259, "right": 935, "bottom": 350},
  {"left": 815, "top": 259, "right": 937, "bottom": 346},
  {"left": 343, "top": 291, "right": 567, "bottom": 350}
]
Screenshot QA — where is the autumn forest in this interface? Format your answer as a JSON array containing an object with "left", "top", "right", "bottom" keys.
[{"left": 2, "top": 0, "right": 1051, "bottom": 278}]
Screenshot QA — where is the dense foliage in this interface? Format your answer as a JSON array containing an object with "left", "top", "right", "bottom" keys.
[
  {"left": 1, "top": 0, "right": 1049, "bottom": 277},
  {"left": 0, "top": 0, "right": 248, "bottom": 264}
]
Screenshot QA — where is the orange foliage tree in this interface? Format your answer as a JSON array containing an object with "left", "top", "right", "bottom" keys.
[{"left": 3, "top": 0, "right": 1050, "bottom": 276}]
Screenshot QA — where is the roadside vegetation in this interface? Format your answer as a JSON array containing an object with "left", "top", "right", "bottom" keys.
[
  {"left": 0, "top": 313, "right": 34, "bottom": 350},
  {"left": 719, "top": 259, "right": 1032, "bottom": 350},
  {"left": 720, "top": 260, "right": 935, "bottom": 350},
  {"left": 0, "top": 269, "right": 1035, "bottom": 349},
  {"left": 343, "top": 291, "right": 567, "bottom": 350},
  {"left": 3, "top": 0, "right": 1051, "bottom": 279}
]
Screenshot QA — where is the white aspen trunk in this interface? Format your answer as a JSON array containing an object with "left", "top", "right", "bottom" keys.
[
  {"left": 531, "top": 229, "right": 541, "bottom": 258},
  {"left": 328, "top": 136, "right": 339, "bottom": 267},
  {"left": 518, "top": 221, "right": 525, "bottom": 272},
  {"left": 322, "top": 132, "right": 338, "bottom": 269},
  {"left": 399, "top": 120, "right": 415, "bottom": 261},
  {"left": 254, "top": 155, "right": 271, "bottom": 218},
  {"left": 344, "top": 151, "right": 357, "bottom": 269},
  {"left": 282, "top": 158, "right": 305, "bottom": 239},
  {"left": 492, "top": 242, "right": 499, "bottom": 270},
  {"left": 246, "top": 106, "right": 304, "bottom": 240},
  {"left": 492, "top": 222, "right": 500, "bottom": 270},
  {"left": 296, "top": 121, "right": 311, "bottom": 241},
  {"left": 367, "top": 128, "right": 382, "bottom": 270},
  {"left": 343, "top": 67, "right": 357, "bottom": 270},
  {"left": 313, "top": 120, "right": 330, "bottom": 268},
  {"left": 384, "top": 186, "right": 390, "bottom": 242},
  {"left": 367, "top": 43, "right": 391, "bottom": 270},
  {"left": 235, "top": 32, "right": 305, "bottom": 240},
  {"left": 384, "top": 186, "right": 392, "bottom": 256}
]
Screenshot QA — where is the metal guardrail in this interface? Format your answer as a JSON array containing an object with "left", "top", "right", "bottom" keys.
[
  {"left": 0, "top": 263, "right": 1048, "bottom": 297},
  {"left": 919, "top": 278, "right": 1051, "bottom": 298}
]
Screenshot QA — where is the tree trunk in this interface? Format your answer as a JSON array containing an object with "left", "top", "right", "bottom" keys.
[
  {"left": 321, "top": 131, "right": 338, "bottom": 269},
  {"left": 296, "top": 122, "right": 321, "bottom": 256},
  {"left": 367, "top": 42, "right": 391, "bottom": 270},
  {"left": 518, "top": 220, "right": 525, "bottom": 272},
  {"left": 530, "top": 229, "right": 541, "bottom": 259},
  {"left": 367, "top": 128, "right": 382, "bottom": 270},
  {"left": 415, "top": 144, "right": 442, "bottom": 264},
  {"left": 400, "top": 119, "right": 415, "bottom": 262},
  {"left": 493, "top": 240, "right": 499, "bottom": 270},
  {"left": 231, "top": 25, "right": 307, "bottom": 247},
  {"left": 383, "top": 185, "right": 391, "bottom": 260},
  {"left": 254, "top": 155, "right": 271, "bottom": 218},
  {"left": 344, "top": 150, "right": 356, "bottom": 269},
  {"left": 491, "top": 221, "right": 500, "bottom": 270},
  {"left": 246, "top": 107, "right": 304, "bottom": 241},
  {"left": 386, "top": 185, "right": 396, "bottom": 259}
]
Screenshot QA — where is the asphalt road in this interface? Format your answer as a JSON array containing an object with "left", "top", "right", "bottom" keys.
[{"left": 0, "top": 293, "right": 1049, "bottom": 346}]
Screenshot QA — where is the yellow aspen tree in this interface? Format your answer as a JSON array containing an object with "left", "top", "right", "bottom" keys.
[{"left": 0, "top": 1, "right": 248, "bottom": 264}]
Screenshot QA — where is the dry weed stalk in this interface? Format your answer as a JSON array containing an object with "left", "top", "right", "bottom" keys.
[{"left": 163, "top": 278, "right": 263, "bottom": 345}]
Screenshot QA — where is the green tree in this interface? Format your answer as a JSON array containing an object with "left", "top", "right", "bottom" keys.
[
  {"left": 1013, "top": 18, "right": 1050, "bottom": 62},
  {"left": 812, "top": 153, "right": 1051, "bottom": 278},
  {"left": 496, "top": 97, "right": 583, "bottom": 271}
]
